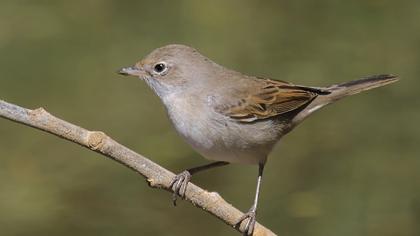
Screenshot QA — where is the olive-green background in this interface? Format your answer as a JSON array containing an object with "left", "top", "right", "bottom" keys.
[{"left": 0, "top": 1, "right": 418, "bottom": 236}]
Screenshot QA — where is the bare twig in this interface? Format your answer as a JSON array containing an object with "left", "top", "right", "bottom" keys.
[{"left": 0, "top": 99, "right": 276, "bottom": 236}]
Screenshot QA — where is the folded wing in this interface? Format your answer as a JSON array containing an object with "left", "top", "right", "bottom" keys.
[{"left": 216, "top": 78, "right": 328, "bottom": 122}]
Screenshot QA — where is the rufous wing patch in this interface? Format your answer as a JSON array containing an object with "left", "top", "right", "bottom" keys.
[{"left": 217, "top": 79, "right": 320, "bottom": 122}]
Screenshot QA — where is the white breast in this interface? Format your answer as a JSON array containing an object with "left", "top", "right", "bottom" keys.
[{"left": 162, "top": 94, "right": 279, "bottom": 165}]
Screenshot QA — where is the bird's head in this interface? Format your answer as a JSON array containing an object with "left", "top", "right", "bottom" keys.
[{"left": 118, "top": 44, "right": 220, "bottom": 97}]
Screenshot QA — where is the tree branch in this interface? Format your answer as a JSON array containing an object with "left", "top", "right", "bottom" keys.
[{"left": 0, "top": 99, "right": 276, "bottom": 236}]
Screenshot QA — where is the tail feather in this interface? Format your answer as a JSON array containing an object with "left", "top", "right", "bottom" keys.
[
  {"left": 325, "top": 74, "right": 399, "bottom": 102},
  {"left": 291, "top": 74, "right": 399, "bottom": 125}
]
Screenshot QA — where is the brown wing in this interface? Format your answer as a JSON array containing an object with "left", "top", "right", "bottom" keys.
[{"left": 217, "top": 78, "right": 323, "bottom": 122}]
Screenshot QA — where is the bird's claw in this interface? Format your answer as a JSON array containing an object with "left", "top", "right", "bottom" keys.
[
  {"left": 169, "top": 170, "right": 191, "bottom": 206},
  {"left": 236, "top": 206, "right": 257, "bottom": 236}
]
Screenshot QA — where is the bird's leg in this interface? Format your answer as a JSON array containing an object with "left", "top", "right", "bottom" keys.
[
  {"left": 236, "top": 162, "right": 265, "bottom": 236},
  {"left": 170, "top": 161, "right": 229, "bottom": 206}
]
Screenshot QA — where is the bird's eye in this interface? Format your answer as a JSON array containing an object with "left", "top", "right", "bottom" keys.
[{"left": 153, "top": 62, "right": 167, "bottom": 74}]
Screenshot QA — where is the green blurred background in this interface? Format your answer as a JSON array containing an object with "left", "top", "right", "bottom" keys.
[{"left": 0, "top": 1, "right": 418, "bottom": 235}]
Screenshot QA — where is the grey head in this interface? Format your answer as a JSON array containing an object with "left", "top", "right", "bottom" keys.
[{"left": 118, "top": 44, "right": 226, "bottom": 98}]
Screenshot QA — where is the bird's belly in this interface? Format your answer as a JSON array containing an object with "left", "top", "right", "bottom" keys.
[
  {"left": 181, "top": 128, "right": 269, "bottom": 164},
  {"left": 167, "top": 107, "right": 280, "bottom": 165}
]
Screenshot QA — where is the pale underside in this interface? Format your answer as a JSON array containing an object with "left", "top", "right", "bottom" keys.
[{"left": 162, "top": 78, "right": 324, "bottom": 165}]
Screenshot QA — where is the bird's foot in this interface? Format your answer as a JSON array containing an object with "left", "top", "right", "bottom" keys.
[
  {"left": 169, "top": 170, "right": 192, "bottom": 206},
  {"left": 236, "top": 206, "right": 257, "bottom": 236}
]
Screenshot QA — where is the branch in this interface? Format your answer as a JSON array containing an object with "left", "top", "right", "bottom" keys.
[{"left": 0, "top": 99, "right": 276, "bottom": 236}]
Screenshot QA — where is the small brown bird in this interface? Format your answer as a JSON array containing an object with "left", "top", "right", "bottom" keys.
[{"left": 119, "top": 44, "right": 398, "bottom": 235}]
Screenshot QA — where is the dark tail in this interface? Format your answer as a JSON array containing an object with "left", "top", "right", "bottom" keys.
[
  {"left": 322, "top": 74, "right": 398, "bottom": 103},
  {"left": 292, "top": 74, "right": 399, "bottom": 125}
]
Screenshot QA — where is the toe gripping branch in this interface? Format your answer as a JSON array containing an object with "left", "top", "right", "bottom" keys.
[{"left": 169, "top": 170, "right": 192, "bottom": 206}]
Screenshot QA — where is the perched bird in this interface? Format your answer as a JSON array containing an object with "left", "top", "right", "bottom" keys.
[{"left": 118, "top": 44, "right": 398, "bottom": 235}]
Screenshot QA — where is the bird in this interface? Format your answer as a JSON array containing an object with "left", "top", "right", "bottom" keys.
[{"left": 118, "top": 44, "right": 398, "bottom": 235}]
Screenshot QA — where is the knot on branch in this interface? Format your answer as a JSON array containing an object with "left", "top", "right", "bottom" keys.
[
  {"left": 87, "top": 131, "right": 107, "bottom": 150},
  {"left": 147, "top": 176, "right": 169, "bottom": 189},
  {"left": 29, "top": 107, "right": 47, "bottom": 118}
]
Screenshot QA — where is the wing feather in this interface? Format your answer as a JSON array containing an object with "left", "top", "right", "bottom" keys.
[{"left": 216, "top": 78, "right": 324, "bottom": 122}]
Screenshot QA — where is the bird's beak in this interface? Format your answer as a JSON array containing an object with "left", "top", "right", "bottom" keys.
[{"left": 117, "top": 65, "right": 145, "bottom": 77}]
